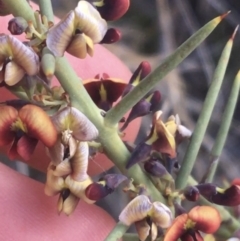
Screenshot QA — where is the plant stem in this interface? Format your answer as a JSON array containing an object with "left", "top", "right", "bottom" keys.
[
  {"left": 105, "top": 13, "right": 227, "bottom": 126},
  {"left": 39, "top": 0, "right": 54, "bottom": 22},
  {"left": 104, "top": 222, "right": 129, "bottom": 241},
  {"left": 205, "top": 70, "right": 240, "bottom": 183},
  {"left": 122, "top": 234, "right": 139, "bottom": 241},
  {"left": 2, "top": 0, "right": 36, "bottom": 26},
  {"left": 175, "top": 29, "right": 235, "bottom": 190}
]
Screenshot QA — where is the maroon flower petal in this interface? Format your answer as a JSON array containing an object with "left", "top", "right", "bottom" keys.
[
  {"left": 0, "top": 106, "right": 18, "bottom": 146},
  {"left": 100, "top": 28, "right": 121, "bottom": 44},
  {"left": 16, "top": 135, "right": 38, "bottom": 161},
  {"left": 85, "top": 182, "right": 110, "bottom": 201},
  {"left": 94, "top": 0, "right": 130, "bottom": 21},
  {"left": 18, "top": 104, "right": 57, "bottom": 147}
]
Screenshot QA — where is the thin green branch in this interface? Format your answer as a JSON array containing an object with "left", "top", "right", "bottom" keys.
[
  {"left": 38, "top": 0, "right": 54, "bottom": 22},
  {"left": 122, "top": 234, "right": 139, "bottom": 241},
  {"left": 105, "top": 13, "right": 228, "bottom": 126},
  {"left": 175, "top": 29, "right": 235, "bottom": 190},
  {"left": 2, "top": 0, "right": 36, "bottom": 26},
  {"left": 205, "top": 70, "right": 240, "bottom": 183},
  {"left": 104, "top": 222, "right": 129, "bottom": 241}
]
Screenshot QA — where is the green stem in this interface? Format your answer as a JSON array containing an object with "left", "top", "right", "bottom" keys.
[
  {"left": 205, "top": 70, "right": 240, "bottom": 183},
  {"left": 2, "top": 0, "right": 36, "bottom": 26},
  {"left": 104, "top": 222, "right": 129, "bottom": 241},
  {"left": 105, "top": 13, "right": 227, "bottom": 126},
  {"left": 176, "top": 30, "right": 235, "bottom": 190},
  {"left": 122, "top": 234, "right": 139, "bottom": 241},
  {"left": 39, "top": 0, "right": 54, "bottom": 22}
]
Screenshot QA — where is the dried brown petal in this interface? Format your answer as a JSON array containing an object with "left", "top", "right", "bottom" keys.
[
  {"left": 135, "top": 219, "right": 150, "bottom": 241},
  {"left": 44, "top": 164, "right": 65, "bottom": 196},
  {"left": 46, "top": 137, "right": 64, "bottom": 165},
  {"left": 58, "top": 190, "right": 79, "bottom": 215}
]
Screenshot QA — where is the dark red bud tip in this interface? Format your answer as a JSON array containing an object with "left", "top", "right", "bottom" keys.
[
  {"left": 85, "top": 182, "right": 111, "bottom": 201},
  {"left": 8, "top": 17, "right": 28, "bottom": 35},
  {"left": 212, "top": 185, "right": 240, "bottom": 206},
  {"left": 183, "top": 186, "right": 200, "bottom": 202},
  {"left": 150, "top": 91, "right": 161, "bottom": 111},
  {"left": 129, "top": 61, "right": 151, "bottom": 84},
  {"left": 126, "top": 142, "right": 152, "bottom": 169},
  {"left": 101, "top": 174, "right": 128, "bottom": 189},
  {"left": 100, "top": 28, "right": 121, "bottom": 44},
  {"left": 94, "top": 0, "right": 130, "bottom": 21},
  {"left": 144, "top": 159, "right": 168, "bottom": 177}
]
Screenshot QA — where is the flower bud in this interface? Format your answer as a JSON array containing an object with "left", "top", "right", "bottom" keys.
[
  {"left": 100, "top": 28, "right": 121, "bottom": 44},
  {"left": 121, "top": 91, "right": 161, "bottom": 131},
  {"left": 8, "top": 17, "right": 28, "bottom": 35},
  {"left": 85, "top": 174, "right": 127, "bottom": 201},
  {"left": 144, "top": 158, "right": 169, "bottom": 178},
  {"left": 196, "top": 183, "right": 240, "bottom": 206},
  {"left": 126, "top": 142, "right": 152, "bottom": 169},
  {"left": 122, "top": 61, "right": 151, "bottom": 97},
  {"left": 183, "top": 186, "right": 200, "bottom": 202},
  {"left": 91, "top": 0, "right": 130, "bottom": 21}
]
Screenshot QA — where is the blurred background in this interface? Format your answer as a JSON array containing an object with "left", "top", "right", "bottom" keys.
[{"left": 2, "top": 0, "right": 240, "bottom": 228}]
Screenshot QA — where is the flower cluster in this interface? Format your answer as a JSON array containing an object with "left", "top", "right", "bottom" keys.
[{"left": 44, "top": 107, "right": 127, "bottom": 214}]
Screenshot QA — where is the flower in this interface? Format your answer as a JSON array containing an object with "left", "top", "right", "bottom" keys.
[
  {"left": 83, "top": 73, "right": 127, "bottom": 111},
  {"left": 119, "top": 195, "right": 173, "bottom": 241},
  {"left": 196, "top": 183, "right": 240, "bottom": 206},
  {"left": 0, "top": 104, "right": 57, "bottom": 160},
  {"left": 85, "top": 174, "right": 127, "bottom": 201},
  {"left": 122, "top": 61, "right": 151, "bottom": 97},
  {"left": 90, "top": 0, "right": 130, "bottom": 21},
  {"left": 164, "top": 206, "right": 221, "bottom": 241},
  {"left": 126, "top": 111, "right": 191, "bottom": 168},
  {"left": 0, "top": 34, "right": 39, "bottom": 86},
  {"left": 46, "top": 1, "right": 107, "bottom": 58}
]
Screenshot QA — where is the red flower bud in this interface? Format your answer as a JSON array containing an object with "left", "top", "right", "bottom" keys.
[
  {"left": 100, "top": 28, "right": 121, "bottom": 44},
  {"left": 8, "top": 17, "right": 28, "bottom": 35}
]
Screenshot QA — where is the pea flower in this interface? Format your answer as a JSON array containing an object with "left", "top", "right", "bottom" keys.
[
  {"left": 0, "top": 104, "right": 57, "bottom": 160},
  {"left": 126, "top": 111, "right": 191, "bottom": 169},
  {"left": 89, "top": 0, "right": 130, "bottom": 21},
  {"left": 119, "top": 195, "right": 173, "bottom": 241},
  {"left": 195, "top": 183, "right": 240, "bottom": 206},
  {"left": 84, "top": 73, "right": 127, "bottom": 111},
  {"left": 46, "top": 0, "right": 107, "bottom": 58},
  {"left": 122, "top": 61, "right": 151, "bottom": 97},
  {"left": 0, "top": 34, "right": 39, "bottom": 86},
  {"left": 164, "top": 206, "right": 221, "bottom": 241}
]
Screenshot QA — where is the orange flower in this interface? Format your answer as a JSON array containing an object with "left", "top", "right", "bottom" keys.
[
  {"left": 164, "top": 206, "right": 221, "bottom": 241},
  {"left": 0, "top": 104, "right": 57, "bottom": 160}
]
